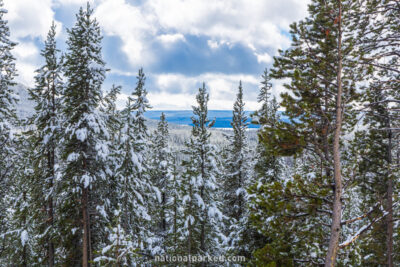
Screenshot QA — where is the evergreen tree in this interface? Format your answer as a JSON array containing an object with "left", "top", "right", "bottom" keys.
[
  {"left": 58, "top": 4, "right": 110, "bottom": 266},
  {"left": 26, "top": 22, "right": 63, "bottom": 266},
  {"left": 114, "top": 69, "right": 150, "bottom": 255},
  {"left": 148, "top": 113, "right": 173, "bottom": 254},
  {"left": 102, "top": 84, "right": 122, "bottom": 141},
  {"left": 0, "top": 1, "right": 18, "bottom": 260},
  {"left": 164, "top": 151, "right": 182, "bottom": 257},
  {"left": 179, "top": 83, "right": 224, "bottom": 261},
  {"left": 246, "top": 69, "right": 284, "bottom": 264},
  {"left": 127, "top": 68, "right": 153, "bottom": 257},
  {"left": 94, "top": 209, "right": 137, "bottom": 266},
  {"left": 248, "top": 0, "right": 365, "bottom": 265},
  {"left": 106, "top": 68, "right": 153, "bottom": 264},
  {"left": 252, "top": 69, "right": 282, "bottom": 184},
  {"left": 2, "top": 134, "right": 36, "bottom": 266},
  {"left": 100, "top": 84, "right": 122, "bottom": 214},
  {"left": 222, "top": 81, "right": 253, "bottom": 258},
  {"left": 347, "top": 83, "right": 392, "bottom": 265},
  {"left": 356, "top": 1, "right": 400, "bottom": 265}
]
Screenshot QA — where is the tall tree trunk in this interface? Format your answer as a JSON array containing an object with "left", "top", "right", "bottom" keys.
[
  {"left": 162, "top": 191, "right": 166, "bottom": 232},
  {"left": 386, "top": 127, "right": 393, "bottom": 267},
  {"left": 238, "top": 169, "right": 242, "bottom": 220},
  {"left": 174, "top": 195, "right": 177, "bottom": 252},
  {"left": 325, "top": 1, "right": 343, "bottom": 266},
  {"left": 47, "top": 149, "right": 55, "bottom": 267},
  {"left": 48, "top": 74, "right": 56, "bottom": 267},
  {"left": 200, "top": 150, "right": 206, "bottom": 267},
  {"left": 82, "top": 187, "right": 91, "bottom": 267},
  {"left": 200, "top": 185, "right": 205, "bottom": 254},
  {"left": 48, "top": 192, "right": 54, "bottom": 267},
  {"left": 48, "top": 196, "right": 54, "bottom": 267},
  {"left": 188, "top": 183, "right": 192, "bottom": 267},
  {"left": 22, "top": 191, "right": 27, "bottom": 267}
]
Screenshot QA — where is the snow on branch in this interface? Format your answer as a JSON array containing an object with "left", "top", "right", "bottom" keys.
[
  {"left": 339, "top": 210, "right": 388, "bottom": 249},
  {"left": 341, "top": 201, "right": 382, "bottom": 226}
]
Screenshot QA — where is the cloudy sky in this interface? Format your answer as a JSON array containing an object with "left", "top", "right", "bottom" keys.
[{"left": 4, "top": 0, "right": 310, "bottom": 110}]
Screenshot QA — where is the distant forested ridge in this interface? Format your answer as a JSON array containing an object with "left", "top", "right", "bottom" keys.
[{"left": 0, "top": 1, "right": 399, "bottom": 267}]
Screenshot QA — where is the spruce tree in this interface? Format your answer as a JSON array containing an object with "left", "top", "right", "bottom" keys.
[
  {"left": 357, "top": 1, "right": 400, "bottom": 265},
  {"left": 0, "top": 1, "right": 18, "bottom": 260},
  {"left": 179, "top": 83, "right": 224, "bottom": 260},
  {"left": 127, "top": 67, "right": 153, "bottom": 256},
  {"left": 2, "top": 134, "right": 36, "bottom": 266},
  {"left": 148, "top": 113, "right": 173, "bottom": 254},
  {"left": 247, "top": 69, "right": 284, "bottom": 264},
  {"left": 102, "top": 84, "right": 122, "bottom": 140},
  {"left": 107, "top": 68, "right": 153, "bottom": 264},
  {"left": 26, "top": 22, "right": 63, "bottom": 266},
  {"left": 222, "top": 81, "right": 252, "bottom": 258},
  {"left": 100, "top": 84, "right": 122, "bottom": 214},
  {"left": 59, "top": 4, "right": 110, "bottom": 266},
  {"left": 164, "top": 151, "right": 182, "bottom": 256},
  {"left": 114, "top": 70, "right": 149, "bottom": 251},
  {"left": 348, "top": 80, "right": 393, "bottom": 265},
  {"left": 252, "top": 69, "right": 282, "bottom": 184}
]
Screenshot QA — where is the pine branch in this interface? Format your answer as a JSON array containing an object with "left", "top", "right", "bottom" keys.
[
  {"left": 341, "top": 200, "right": 384, "bottom": 226},
  {"left": 339, "top": 210, "right": 388, "bottom": 248}
]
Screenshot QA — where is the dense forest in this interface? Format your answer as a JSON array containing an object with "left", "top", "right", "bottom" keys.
[{"left": 0, "top": 0, "right": 399, "bottom": 266}]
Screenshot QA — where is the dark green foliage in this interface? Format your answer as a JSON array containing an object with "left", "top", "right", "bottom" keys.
[
  {"left": 222, "top": 81, "right": 256, "bottom": 259},
  {"left": 58, "top": 4, "right": 110, "bottom": 264},
  {"left": 248, "top": 0, "right": 362, "bottom": 264},
  {"left": 178, "top": 83, "right": 223, "bottom": 259}
]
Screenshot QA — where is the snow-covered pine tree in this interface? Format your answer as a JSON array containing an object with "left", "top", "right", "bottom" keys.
[
  {"left": 179, "top": 83, "right": 224, "bottom": 259},
  {"left": 109, "top": 68, "right": 152, "bottom": 264},
  {"left": 347, "top": 78, "right": 393, "bottom": 265},
  {"left": 25, "top": 22, "right": 63, "bottom": 266},
  {"left": 128, "top": 68, "right": 154, "bottom": 258},
  {"left": 251, "top": 69, "right": 282, "bottom": 185},
  {"left": 93, "top": 208, "right": 136, "bottom": 266},
  {"left": 1, "top": 133, "right": 36, "bottom": 266},
  {"left": 58, "top": 4, "right": 110, "bottom": 266},
  {"left": 164, "top": 151, "right": 182, "bottom": 256},
  {"left": 101, "top": 84, "right": 122, "bottom": 143},
  {"left": 222, "top": 81, "right": 253, "bottom": 257},
  {"left": 148, "top": 113, "right": 172, "bottom": 254},
  {"left": 246, "top": 69, "right": 286, "bottom": 265},
  {"left": 179, "top": 139, "right": 201, "bottom": 257},
  {"left": 100, "top": 84, "right": 122, "bottom": 215},
  {"left": 356, "top": 2, "right": 400, "bottom": 265},
  {"left": 0, "top": 1, "right": 18, "bottom": 261}
]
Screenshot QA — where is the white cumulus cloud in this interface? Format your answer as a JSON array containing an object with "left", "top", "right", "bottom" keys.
[
  {"left": 157, "top": 33, "right": 185, "bottom": 45},
  {"left": 94, "top": 0, "right": 310, "bottom": 68},
  {"left": 3, "top": 0, "right": 62, "bottom": 85},
  {"left": 4, "top": 0, "right": 58, "bottom": 40},
  {"left": 94, "top": 0, "right": 158, "bottom": 67},
  {"left": 54, "top": 0, "right": 94, "bottom": 6},
  {"left": 255, "top": 52, "right": 273, "bottom": 64},
  {"left": 151, "top": 73, "right": 261, "bottom": 110},
  {"left": 149, "top": 72, "right": 289, "bottom": 110}
]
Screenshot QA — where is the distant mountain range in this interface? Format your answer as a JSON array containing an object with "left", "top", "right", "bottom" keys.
[{"left": 145, "top": 110, "right": 260, "bottom": 128}]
